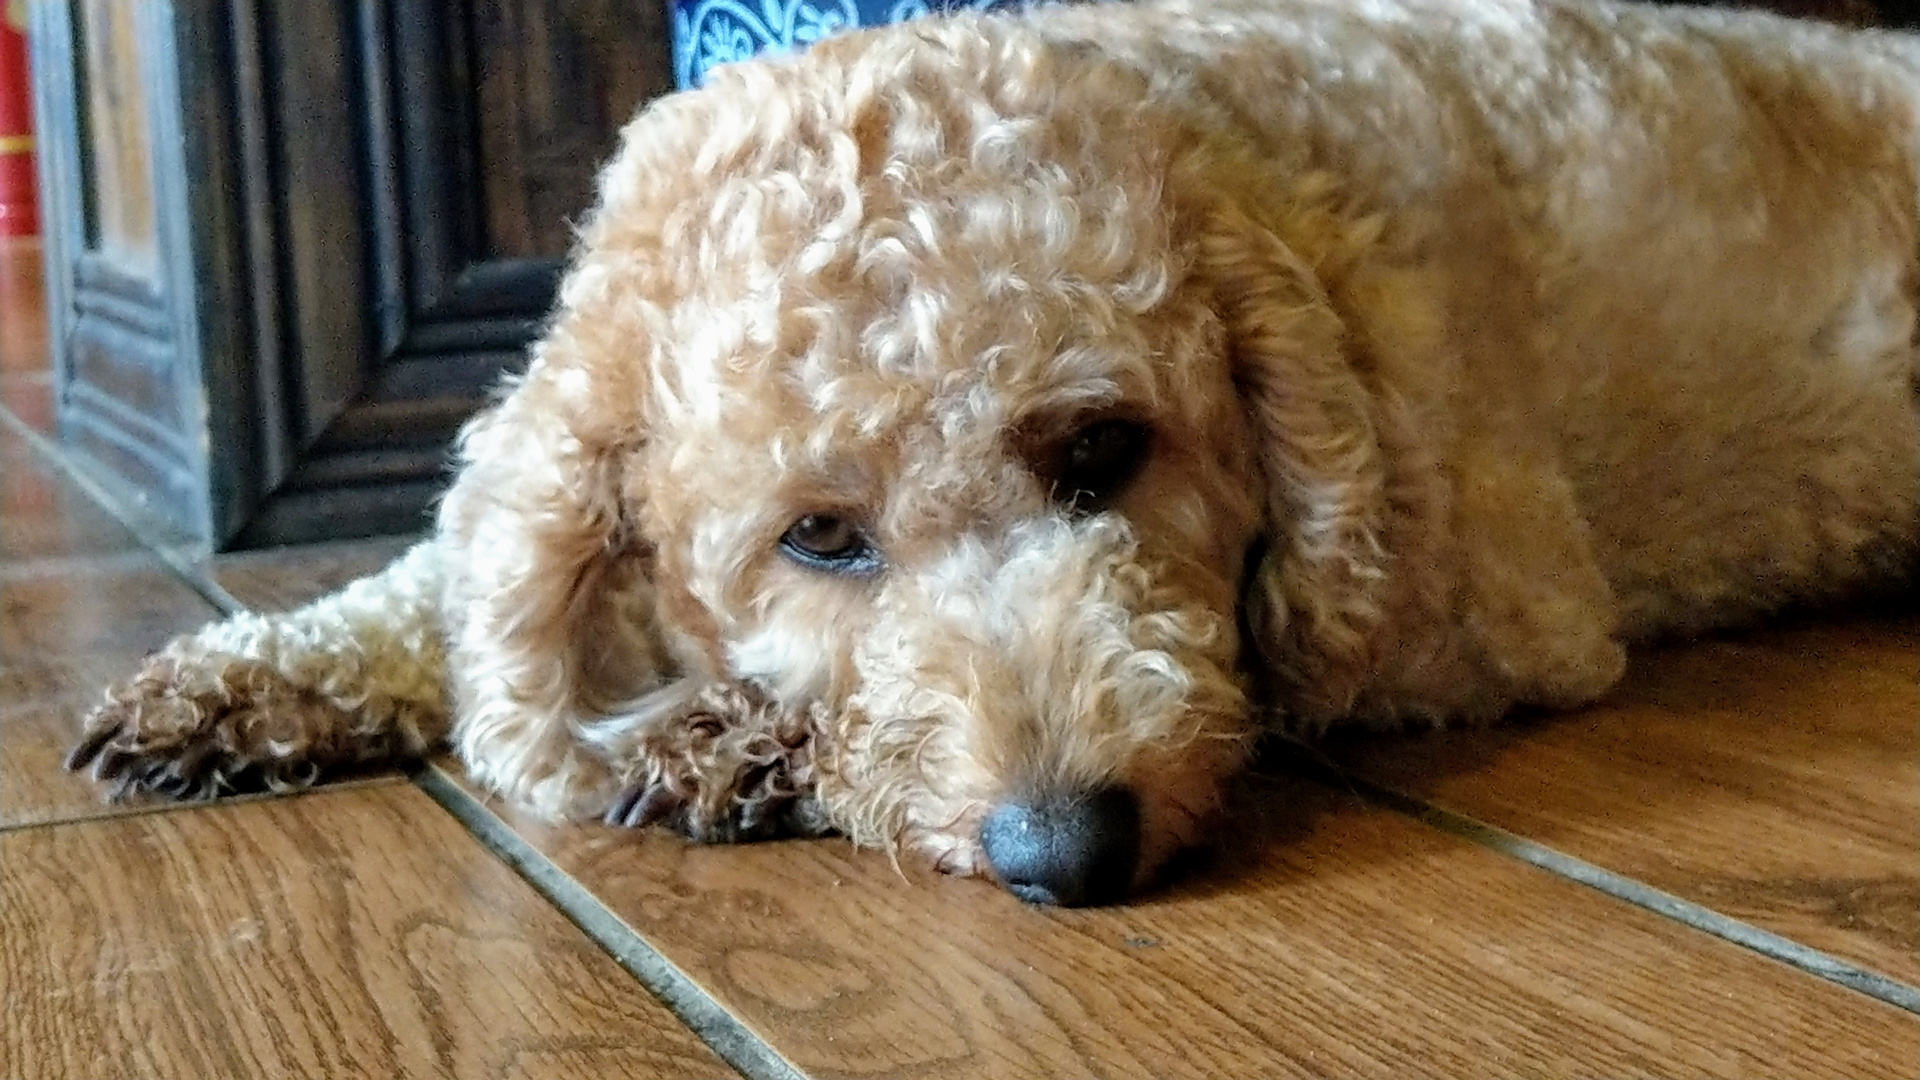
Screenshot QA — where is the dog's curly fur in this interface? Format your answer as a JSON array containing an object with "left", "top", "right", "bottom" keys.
[{"left": 72, "top": 0, "right": 1919, "bottom": 901}]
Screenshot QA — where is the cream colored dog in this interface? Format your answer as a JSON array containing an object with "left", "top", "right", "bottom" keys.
[{"left": 72, "top": 0, "right": 1917, "bottom": 905}]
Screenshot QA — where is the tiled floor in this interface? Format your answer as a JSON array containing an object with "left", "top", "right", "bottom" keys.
[{"left": 3, "top": 237, "right": 1916, "bottom": 1078}]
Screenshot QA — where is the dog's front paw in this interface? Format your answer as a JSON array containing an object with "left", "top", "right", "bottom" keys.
[
  {"left": 67, "top": 652, "right": 349, "bottom": 801},
  {"left": 601, "top": 684, "right": 831, "bottom": 842}
]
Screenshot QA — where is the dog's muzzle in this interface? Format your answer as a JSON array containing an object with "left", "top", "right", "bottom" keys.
[{"left": 979, "top": 785, "right": 1140, "bottom": 906}]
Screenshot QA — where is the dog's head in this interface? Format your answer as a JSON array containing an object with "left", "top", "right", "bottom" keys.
[{"left": 472, "top": 19, "right": 1400, "bottom": 904}]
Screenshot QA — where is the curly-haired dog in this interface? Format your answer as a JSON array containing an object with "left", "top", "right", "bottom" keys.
[{"left": 71, "top": 0, "right": 1918, "bottom": 905}]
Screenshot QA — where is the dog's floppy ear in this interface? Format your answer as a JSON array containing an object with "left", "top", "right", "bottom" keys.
[
  {"left": 434, "top": 316, "right": 684, "bottom": 818},
  {"left": 1193, "top": 184, "right": 1394, "bottom": 725},
  {"left": 438, "top": 314, "right": 813, "bottom": 829}
]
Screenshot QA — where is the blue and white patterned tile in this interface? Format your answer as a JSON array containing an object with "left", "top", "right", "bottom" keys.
[{"left": 672, "top": 0, "right": 1046, "bottom": 87}]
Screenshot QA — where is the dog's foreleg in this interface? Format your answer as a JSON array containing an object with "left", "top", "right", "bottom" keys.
[
  {"left": 67, "top": 539, "right": 451, "bottom": 800},
  {"left": 594, "top": 683, "right": 831, "bottom": 842}
]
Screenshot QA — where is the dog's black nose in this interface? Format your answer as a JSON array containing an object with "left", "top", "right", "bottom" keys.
[{"left": 980, "top": 786, "right": 1140, "bottom": 906}]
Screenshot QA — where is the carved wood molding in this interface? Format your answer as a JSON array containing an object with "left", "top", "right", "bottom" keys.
[{"left": 33, "top": 0, "right": 671, "bottom": 548}]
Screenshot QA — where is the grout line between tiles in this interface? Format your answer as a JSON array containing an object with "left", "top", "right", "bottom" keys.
[
  {"left": 24, "top": 398, "right": 1914, "bottom": 1042},
  {"left": 7, "top": 399, "right": 792, "bottom": 1078},
  {"left": 0, "top": 776, "right": 410, "bottom": 837},
  {"left": 411, "top": 765, "right": 807, "bottom": 1080},
  {"left": 1311, "top": 764, "right": 1920, "bottom": 1016}
]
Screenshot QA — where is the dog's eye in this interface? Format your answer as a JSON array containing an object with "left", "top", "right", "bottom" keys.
[
  {"left": 780, "top": 514, "right": 879, "bottom": 573},
  {"left": 1055, "top": 419, "right": 1150, "bottom": 507}
]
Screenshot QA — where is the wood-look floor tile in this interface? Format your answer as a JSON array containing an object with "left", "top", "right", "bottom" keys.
[
  {"left": 210, "top": 534, "right": 420, "bottom": 612},
  {"left": 0, "top": 565, "right": 215, "bottom": 701},
  {"left": 0, "top": 237, "right": 47, "bottom": 382},
  {"left": 0, "top": 783, "right": 738, "bottom": 1080},
  {"left": 1, "top": 236, "right": 51, "bottom": 435},
  {"left": 0, "top": 423, "right": 148, "bottom": 565},
  {"left": 1337, "top": 614, "right": 1919, "bottom": 987},
  {"left": 0, "top": 563, "right": 226, "bottom": 826},
  {"left": 477, "top": 767, "right": 1917, "bottom": 1080},
  {"left": 0, "top": 369, "right": 50, "bottom": 431},
  {"left": 4, "top": 696, "right": 155, "bottom": 828}
]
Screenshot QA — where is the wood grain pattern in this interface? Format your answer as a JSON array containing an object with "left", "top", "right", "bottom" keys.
[
  {"left": 2, "top": 366, "right": 227, "bottom": 825},
  {"left": 470, "top": 0, "right": 673, "bottom": 258},
  {"left": 0, "top": 429, "right": 403, "bottom": 827},
  {"left": 34, "top": 0, "right": 664, "bottom": 547},
  {"left": 0, "top": 397, "right": 233, "bottom": 825},
  {"left": 0, "top": 562, "right": 222, "bottom": 825},
  {"left": 33, "top": 0, "right": 211, "bottom": 539},
  {"left": 478, "top": 767, "right": 1918, "bottom": 1080},
  {"left": 0, "top": 783, "right": 739, "bottom": 1080},
  {"left": 1, "top": 236, "right": 51, "bottom": 434},
  {"left": 78, "top": 0, "right": 157, "bottom": 274},
  {"left": 0, "top": 423, "right": 151, "bottom": 565},
  {"left": 0, "top": 237, "right": 46, "bottom": 383},
  {"left": 1337, "top": 615, "right": 1920, "bottom": 987}
]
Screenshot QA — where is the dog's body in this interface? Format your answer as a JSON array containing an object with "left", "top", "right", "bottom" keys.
[{"left": 73, "top": 0, "right": 1918, "bottom": 905}]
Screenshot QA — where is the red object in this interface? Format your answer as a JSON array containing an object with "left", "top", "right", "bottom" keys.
[{"left": 0, "top": 13, "right": 35, "bottom": 237}]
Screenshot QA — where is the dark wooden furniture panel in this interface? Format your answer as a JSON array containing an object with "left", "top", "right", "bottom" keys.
[
  {"left": 30, "top": 0, "right": 672, "bottom": 548},
  {"left": 32, "top": 0, "right": 1913, "bottom": 549},
  {"left": 32, "top": 1, "right": 203, "bottom": 533}
]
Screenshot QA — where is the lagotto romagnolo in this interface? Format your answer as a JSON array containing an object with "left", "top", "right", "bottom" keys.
[{"left": 72, "top": 0, "right": 1917, "bottom": 906}]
